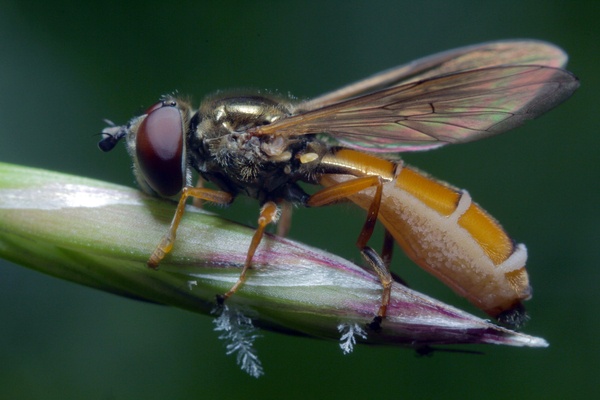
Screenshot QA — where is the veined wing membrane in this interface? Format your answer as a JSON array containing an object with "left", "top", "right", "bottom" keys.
[
  {"left": 296, "top": 40, "right": 569, "bottom": 112},
  {"left": 252, "top": 66, "right": 579, "bottom": 152}
]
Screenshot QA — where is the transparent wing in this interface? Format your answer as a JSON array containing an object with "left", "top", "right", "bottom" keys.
[
  {"left": 252, "top": 66, "right": 579, "bottom": 152},
  {"left": 294, "top": 40, "right": 568, "bottom": 113}
]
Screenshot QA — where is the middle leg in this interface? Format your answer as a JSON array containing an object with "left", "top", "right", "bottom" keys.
[{"left": 218, "top": 201, "right": 280, "bottom": 303}]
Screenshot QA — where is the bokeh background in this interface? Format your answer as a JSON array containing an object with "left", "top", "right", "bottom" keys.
[{"left": 1, "top": 1, "right": 598, "bottom": 398}]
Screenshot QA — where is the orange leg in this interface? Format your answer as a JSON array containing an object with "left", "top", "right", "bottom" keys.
[
  {"left": 148, "top": 186, "right": 233, "bottom": 269},
  {"left": 361, "top": 247, "right": 391, "bottom": 331},
  {"left": 308, "top": 175, "right": 382, "bottom": 208},
  {"left": 218, "top": 201, "right": 280, "bottom": 302},
  {"left": 355, "top": 176, "right": 383, "bottom": 250},
  {"left": 308, "top": 176, "right": 393, "bottom": 326},
  {"left": 191, "top": 176, "right": 206, "bottom": 208},
  {"left": 276, "top": 200, "right": 293, "bottom": 237}
]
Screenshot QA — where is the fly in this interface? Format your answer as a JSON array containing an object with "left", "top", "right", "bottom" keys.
[{"left": 98, "top": 40, "right": 579, "bottom": 329}]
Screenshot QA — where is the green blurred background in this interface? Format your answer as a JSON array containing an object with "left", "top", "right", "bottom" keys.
[{"left": 1, "top": 1, "right": 598, "bottom": 398}]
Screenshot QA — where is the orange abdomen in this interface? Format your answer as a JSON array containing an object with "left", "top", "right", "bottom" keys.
[{"left": 319, "top": 150, "right": 531, "bottom": 319}]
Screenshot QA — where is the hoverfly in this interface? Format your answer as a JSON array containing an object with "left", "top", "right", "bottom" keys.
[{"left": 99, "top": 40, "right": 579, "bottom": 328}]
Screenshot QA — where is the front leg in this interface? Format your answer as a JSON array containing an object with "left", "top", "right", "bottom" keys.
[{"left": 148, "top": 186, "right": 233, "bottom": 269}]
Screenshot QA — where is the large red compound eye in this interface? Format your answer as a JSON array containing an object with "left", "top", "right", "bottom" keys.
[{"left": 136, "top": 105, "right": 185, "bottom": 196}]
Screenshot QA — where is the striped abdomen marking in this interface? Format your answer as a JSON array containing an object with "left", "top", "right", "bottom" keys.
[{"left": 319, "top": 149, "right": 531, "bottom": 319}]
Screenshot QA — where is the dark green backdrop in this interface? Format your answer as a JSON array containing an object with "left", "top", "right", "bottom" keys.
[{"left": 1, "top": 1, "right": 598, "bottom": 398}]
